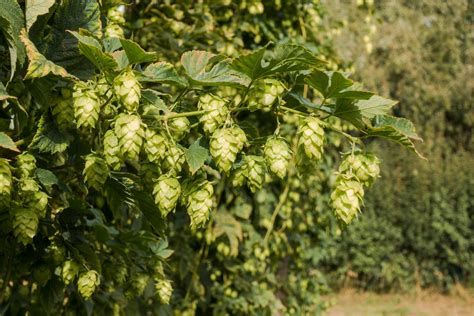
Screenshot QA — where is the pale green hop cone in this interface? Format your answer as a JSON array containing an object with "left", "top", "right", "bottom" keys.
[
  {"left": 331, "top": 175, "right": 365, "bottom": 225},
  {"left": 77, "top": 270, "right": 100, "bottom": 299},
  {"left": 297, "top": 116, "right": 326, "bottom": 162},
  {"left": 83, "top": 154, "right": 109, "bottom": 191},
  {"left": 247, "top": 79, "right": 285, "bottom": 111},
  {"left": 210, "top": 126, "right": 247, "bottom": 173},
  {"left": 113, "top": 68, "right": 141, "bottom": 112},
  {"left": 244, "top": 155, "right": 266, "bottom": 192},
  {"left": 162, "top": 145, "right": 186, "bottom": 174},
  {"left": 114, "top": 114, "right": 145, "bottom": 161},
  {"left": 15, "top": 152, "right": 36, "bottom": 178},
  {"left": 339, "top": 153, "right": 380, "bottom": 187},
  {"left": 155, "top": 278, "right": 173, "bottom": 304},
  {"left": 53, "top": 89, "right": 75, "bottom": 130},
  {"left": 12, "top": 208, "right": 39, "bottom": 245},
  {"left": 198, "top": 94, "right": 229, "bottom": 134},
  {"left": 153, "top": 175, "right": 181, "bottom": 217},
  {"left": 264, "top": 137, "right": 292, "bottom": 178},
  {"left": 168, "top": 116, "right": 190, "bottom": 141},
  {"left": 103, "top": 129, "right": 122, "bottom": 170},
  {"left": 73, "top": 81, "right": 101, "bottom": 129},
  {"left": 144, "top": 129, "right": 167, "bottom": 163},
  {"left": 0, "top": 159, "right": 12, "bottom": 206},
  {"left": 61, "top": 260, "right": 80, "bottom": 285},
  {"left": 186, "top": 181, "right": 214, "bottom": 231}
]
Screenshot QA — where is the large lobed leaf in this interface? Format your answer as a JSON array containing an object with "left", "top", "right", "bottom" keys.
[{"left": 25, "top": 0, "right": 55, "bottom": 31}]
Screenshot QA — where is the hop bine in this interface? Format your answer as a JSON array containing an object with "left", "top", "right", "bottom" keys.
[
  {"left": 247, "top": 79, "right": 285, "bottom": 111},
  {"left": 264, "top": 137, "right": 292, "bottom": 178},
  {"left": 77, "top": 270, "right": 100, "bottom": 299},
  {"left": 210, "top": 126, "right": 247, "bottom": 173},
  {"left": 297, "top": 116, "right": 326, "bottom": 162},
  {"left": 113, "top": 68, "right": 141, "bottom": 112},
  {"left": 83, "top": 154, "right": 109, "bottom": 191},
  {"left": 198, "top": 94, "right": 229, "bottom": 134},
  {"left": 155, "top": 278, "right": 173, "bottom": 304},
  {"left": 186, "top": 181, "right": 214, "bottom": 231},
  {"left": 153, "top": 174, "right": 181, "bottom": 217},
  {"left": 73, "top": 81, "right": 101, "bottom": 129},
  {"left": 114, "top": 114, "right": 145, "bottom": 161}
]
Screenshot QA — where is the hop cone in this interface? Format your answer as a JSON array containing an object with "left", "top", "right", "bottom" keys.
[
  {"left": 73, "top": 81, "right": 101, "bottom": 129},
  {"left": 24, "top": 191, "right": 49, "bottom": 218},
  {"left": 331, "top": 175, "right": 365, "bottom": 225},
  {"left": 62, "top": 260, "right": 80, "bottom": 285},
  {"left": 103, "top": 129, "right": 122, "bottom": 170},
  {"left": 297, "top": 116, "right": 325, "bottom": 162},
  {"left": 77, "top": 270, "right": 100, "bottom": 299},
  {"left": 53, "top": 90, "right": 75, "bottom": 130},
  {"left": 247, "top": 79, "right": 285, "bottom": 111},
  {"left": 33, "top": 264, "right": 51, "bottom": 287},
  {"left": 130, "top": 273, "right": 150, "bottom": 297},
  {"left": 210, "top": 127, "right": 247, "bottom": 173},
  {"left": 169, "top": 116, "right": 190, "bottom": 141},
  {"left": 15, "top": 152, "right": 36, "bottom": 178},
  {"left": 144, "top": 129, "right": 166, "bottom": 163},
  {"left": 162, "top": 145, "right": 186, "bottom": 174},
  {"left": 153, "top": 175, "right": 181, "bottom": 217},
  {"left": 155, "top": 279, "right": 173, "bottom": 304},
  {"left": 0, "top": 159, "right": 12, "bottom": 204},
  {"left": 83, "top": 154, "right": 109, "bottom": 191},
  {"left": 186, "top": 181, "right": 214, "bottom": 231},
  {"left": 264, "top": 137, "right": 292, "bottom": 178},
  {"left": 114, "top": 114, "right": 145, "bottom": 161},
  {"left": 198, "top": 94, "right": 229, "bottom": 134},
  {"left": 105, "top": 24, "right": 124, "bottom": 38},
  {"left": 231, "top": 165, "right": 246, "bottom": 187},
  {"left": 12, "top": 208, "right": 39, "bottom": 245},
  {"left": 339, "top": 153, "right": 380, "bottom": 187},
  {"left": 113, "top": 68, "right": 141, "bottom": 112},
  {"left": 244, "top": 155, "right": 266, "bottom": 192}
]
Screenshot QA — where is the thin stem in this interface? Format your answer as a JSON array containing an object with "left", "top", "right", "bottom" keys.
[
  {"left": 263, "top": 179, "right": 291, "bottom": 245},
  {"left": 279, "top": 105, "right": 307, "bottom": 116},
  {"left": 158, "top": 110, "right": 208, "bottom": 120}
]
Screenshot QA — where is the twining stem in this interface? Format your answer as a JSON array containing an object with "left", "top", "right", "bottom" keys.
[
  {"left": 279, "top": 105, "right": 307, "bottom": 116},
  {"left": 263, "top": 179, "right": 291, "bottom": 245},
  {"left": 160, "top": 110, "right": 208, "bottom": 120}
]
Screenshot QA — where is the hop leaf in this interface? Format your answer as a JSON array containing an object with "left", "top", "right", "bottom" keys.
[
  {"left": 77, "top": 270, "right": 100, "bottom": 299},
  {"left": 331, "top": 174, "right": 365, "bottom": 225},
  {"left": 103, "top": 129, "right": 122, "bottom": 170},
  {"left": 186, "top": 181, "right": 214, "bottom": 231},
  {"left": 210, "top": 126, "right": 247, "bottom": 173},
  {"left": 153, "top": 174, "right": 181, "bottom": 217},
  {"left": 144, "top": 129, "right": 167, "bottom": 163},
  {"left": 163, "top": 145, "right": 186, "bottom": 174},
  {"left": 297, "top": 116, "right": 325, "bottom": 162},
  {"left": 264, "top": 137, "right": 292, "bottom": 178},
  {"left": 15, "top": 152, "right": 37, "bottom": 178},
  {"left": 198, "top": 94, "right": 229, "bottom": 134},
  {"left": 62, "top": 260, "right": 80, "bottom": 285},
  {"left": 247, "top": 79, "right": 285, "bottom": 111},
  {"left": 155, "top": 278, "right": 173, "bottom": 304},
  {"left": 114, "top": 113, "right": 145, "bottom": 161},
  {"left": 244, "top": 155, "right": 266, "bottom": 192},
  {"left": 12, "top": 208, "right": 39, "bottom": 245},
  {"left": 113, "top": 68, "right": 141, "bottom": 112},
  {"left": 168, "top": 116, "right": 190, "bottom": 141},
  {"left": 0, "top": 159, "right": 12, "bottom": 205},
  {"left": 83, "top": 154, "right": 109, "bottom": 191},
  {"left": 339, "top": 153, "right": 380, "bottom": 187},
  {"left": 52, "top": 89, "right": 75, "bottom": 130},
  {"left": 73, "top": 81, "right": 101, "bottom": 129}
]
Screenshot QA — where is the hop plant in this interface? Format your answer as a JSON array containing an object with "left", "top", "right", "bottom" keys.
[
  {"left": 297, "top": 116, "right": 325, "bottom": 162},
  {"left": 186, "top": 181, "right": 214, "bottom": 231},
  {"left": 77, "top": 270, "right": 100, "bottom": 299},
  {"left": 339, "top": 153, "right": 380, "bottom": 187},
  {"left": 210, "top": 126, "right": 247, "bottom": 173},
  {"left": 231, "top": 165, "right": 246, "bottom": 187},
  {"left": 24, "top": 191, "right": 48, "bottom": 217},
  {"left": 62, "top": 260, "right": 80, "bottom": 285},
  {"left": 73, "top": 81, "right": 101, "bottom": 129},
  {"left": 244, "top": 156, "right": 266, "bottom": 192},
  {"left": 114, "top": 114, "right": 145, "bottom": 161},
  {"left": 15, "top": 152, "right": 36, "bottom": 178},
  {"left": 153, "top": 175, "right": 181, "bottom": 217},
  {"left": 264, "top": 137, "right": 292, "bottom": 178},
  {"left": 162, "top": 145, "right": 186, "bottom": 174},
  {"left": 113, "top": 68, "right": 141, "bottom": 112},
  {"left": 331, "top": 174, "right": 365, "bottom": 224},
  {"left": 129, "top": 273, "right": 150, "bottom": 297},
  {"left": 103, "top": 130, "right": 122, "bottom": 170},
  {"left": 144, "top": 129, "right": 167, "bottom": 163},
  {"left": 155, "top": 278, "right": 173, "bottom": 304},
  {"left": 0, "top": 159, "right": 12, "bottom": 204},
  {"left": 83, "top": 154, "right": 109, "bottom": 191},
  {"left": 198, "top": 94, "right": 229, "bottom": 134},
  {"left": 247, "top": 79, "right": 285, "bottom": 111},
  {"left": 12, "top": 208, "right": 39, "bottom": 245},
  {"left": 53, "top": 89, "right": 75, "bottom": 130},
  {"left": 168, "top": 116, "right": 190, "bottom": 141}
]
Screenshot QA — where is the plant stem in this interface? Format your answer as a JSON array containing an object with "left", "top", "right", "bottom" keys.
[
  {"left": 160, "top": 110, "right": 208, "bottom": 120},
  {"left": 263, "top": 180, "right": 291, "bottom": 245}
]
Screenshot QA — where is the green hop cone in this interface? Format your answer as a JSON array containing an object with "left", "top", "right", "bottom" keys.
[
  {"left": 244, "top": 155, "right": 266, "bottom": 192},
  {"left": 297, "top": 116, "right": 326, "bottom": 162},
  {"left": 198, "top": 94, "right": 229, "bottom": 134},
  {"left": 105, "top": 23, "right": 124, "bottom": 38},
  {"left": 73, "top": 81, "right": 101, "bottom": 129},
  {"left": 144, "top": 129, "right": 167, "bottom": 163},
  {"left": 168, "top": 116, "right": 190, "bottom": 141},
  {"left": 53, "top": 90, "right": 75, "bottom": 130},
  {"left": 33, "top": 264, "right": 51, "bottom": 287},
  {"left": 162, "top": 145, "right": 186, "bottom": 174},
  {"left": 114, "top": 114, "right": 145, "bottom": 161},
  {"left": 103, "top": 129, "right": 122, "bottom": 170},
  {"left": 113, "top": 68, "right": 141, "bottom": 112},
  {"left": 339, "top": 153, "right": 380, "bottom": 187},
  {"left": 15, "top": 152, "right": 36, "bottom": 178},
  {"left": 153, "top": 175, "right": 181, "bottom": 217},
  {"left": 210, "top": 126, "right": 247, "bottom": 173},
  {"left": 0, "top": 159, "right": 12, "bottom": 205},
  {"left": 247, "top": 79, "right": 285, "bottom": 111},
  {"left": 129, "top": 273, "right": 150, "bottom": 297},
  {"left": 155, "top": 278, "right": 173, "bottom": 304},
  {"left": 77, "top": 270, "right": 100, "bottom": 299},
  {"left": 12, "top": 208, "right": 39, "bottom": 245},
  {"left": 230, "top": 165, "right": 246, "bottom": 187},
  {"left": 264, "top": 137, "right": 292, "bottom": 178},
  {"left": 186, "top": 181, "right": 214, "bottom": 231},
  {"left": 83, "top": 154, "right": 109, "bottom": 191},
  {"left": 331, "top": 174, "right": 365, "bottom": 225},
  {"left": 24, "top": 191, "right": 49, "bottom": 218},
  {"left": 62, "top": 260, "right": 80, "bottom": 285}
]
